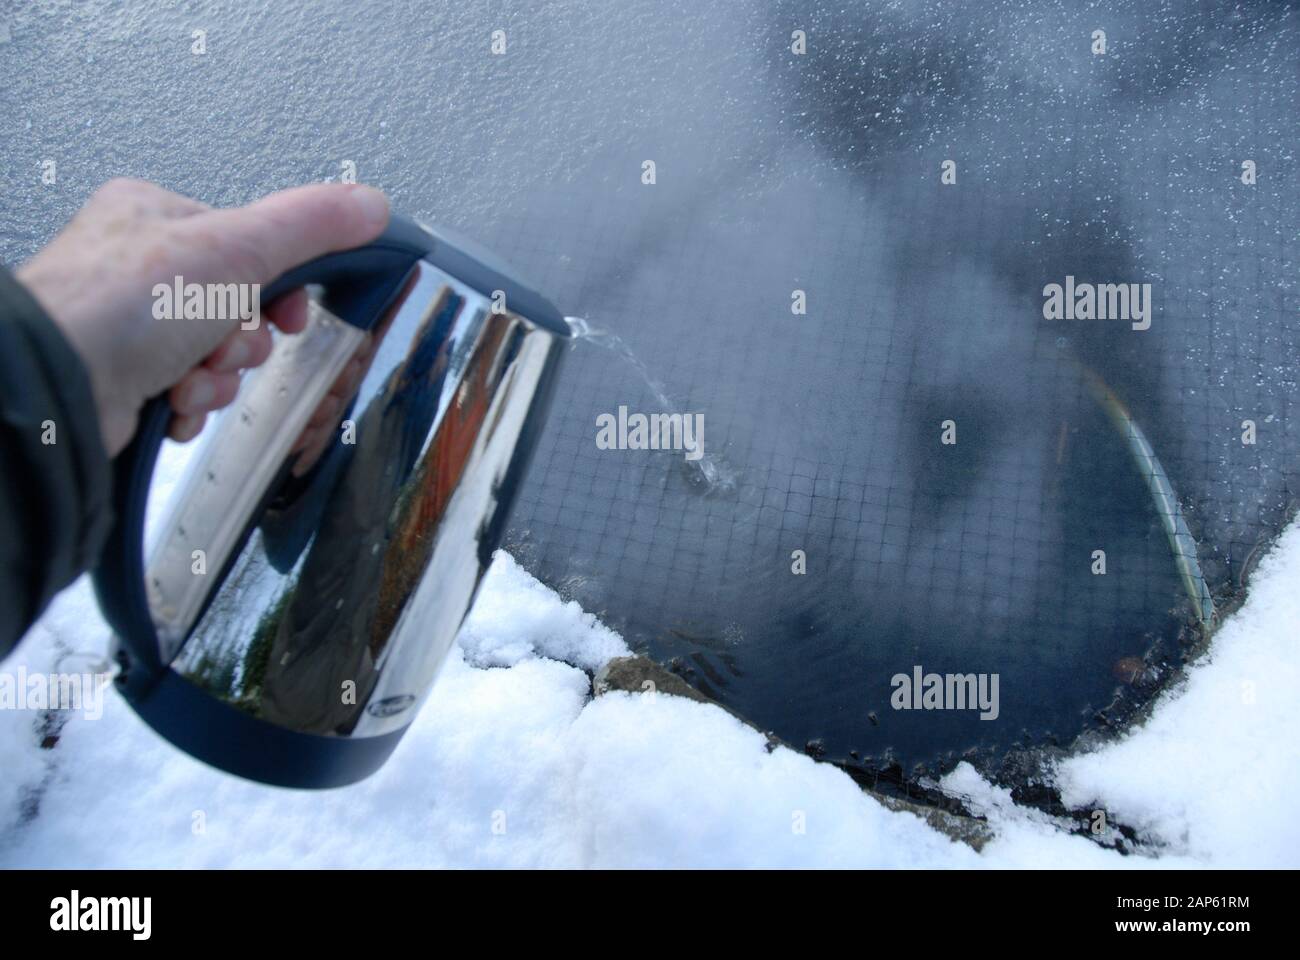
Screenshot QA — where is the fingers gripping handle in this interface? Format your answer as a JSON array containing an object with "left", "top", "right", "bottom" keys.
[{"left": 93, "top": 215, "right": 434, "bottom": 687}]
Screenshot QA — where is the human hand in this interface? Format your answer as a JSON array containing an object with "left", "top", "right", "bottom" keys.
[{"left": 16, "top": 178, "right": 390, "bottom": 456}]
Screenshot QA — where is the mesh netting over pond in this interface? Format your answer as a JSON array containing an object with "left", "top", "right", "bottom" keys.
[{"left": 1, "top": 0, "right": 1294, "bottom": 782}]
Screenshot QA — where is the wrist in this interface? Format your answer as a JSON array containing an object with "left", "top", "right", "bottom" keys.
[{"left": 15, "top": 263, "right": 138, "bottom": 456}]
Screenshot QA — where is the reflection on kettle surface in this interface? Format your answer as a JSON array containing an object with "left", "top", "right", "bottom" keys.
[{"left": 162, "top": 259, "right": 562, "bottom": 738}]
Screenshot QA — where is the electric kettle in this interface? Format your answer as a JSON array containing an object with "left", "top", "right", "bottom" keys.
[{"left": 92, "top": 215, "right": 571, "bottom": 787}]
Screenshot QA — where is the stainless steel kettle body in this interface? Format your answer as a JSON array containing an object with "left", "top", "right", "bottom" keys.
[{"left": 93, "top": 216, "right": 570, "bottom": 787}]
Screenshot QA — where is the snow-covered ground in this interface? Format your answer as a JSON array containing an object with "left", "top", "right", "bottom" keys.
[{"left": 1, "top": 523, "right": 1297, "bottom": 868}]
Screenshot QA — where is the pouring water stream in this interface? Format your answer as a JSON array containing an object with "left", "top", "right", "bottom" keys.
[{"left": 565, "top": 316, "right": 738, "bottom": 493}]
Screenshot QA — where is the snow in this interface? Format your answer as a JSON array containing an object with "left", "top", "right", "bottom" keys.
[
  {"left": 1, "top": 524, "right": 1297, "bottom": 867},
  {"left": 1053, "top": 521, "right": 1300, "bottom": 868}
]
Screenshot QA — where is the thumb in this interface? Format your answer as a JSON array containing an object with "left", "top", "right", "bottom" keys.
[{"left": 190, "top": 183, "right": 391, "bottom": 282}]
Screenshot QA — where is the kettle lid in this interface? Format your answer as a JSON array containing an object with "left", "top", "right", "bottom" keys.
[{"left": 405, "top": 218, "right": 570, "bottom": 337}]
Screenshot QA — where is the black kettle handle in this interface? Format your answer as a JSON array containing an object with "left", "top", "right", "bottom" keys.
[{"left": 92, "top": 214, "right": 435, "bottom": 686}]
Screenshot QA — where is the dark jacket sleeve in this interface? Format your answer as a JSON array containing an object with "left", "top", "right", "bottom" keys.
[{"left": 0, "top": 266, "right": 113, "bottom": 659}]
